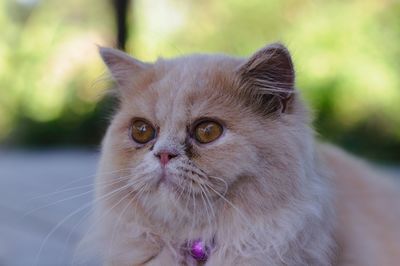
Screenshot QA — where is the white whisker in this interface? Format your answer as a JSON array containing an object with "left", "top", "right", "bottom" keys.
[
  {"left": 27, "top": 168, "right": 132, "bottom": 202},
  {"left": 24, "top": 173, "right": 133, "bottom": 217},
  {"left": 33, "top": 181, "right": 133, "bottom": 266},
  {"left": 198, "top": 184, "right": 213, "bottom": 230},
  {"left": 207, "top": 175, "right": 229, "bottom": 195},
  {"left": 106, "top": 184, "right": 148, "bottom": 262}
]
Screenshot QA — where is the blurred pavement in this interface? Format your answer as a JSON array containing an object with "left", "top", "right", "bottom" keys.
[{"left": 0, "top": 150, "right": 99, "bottom": 266}]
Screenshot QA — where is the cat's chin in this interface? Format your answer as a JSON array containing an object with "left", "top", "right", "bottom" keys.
[
  {"left": 138, "top": 186, "right": 193, "bottom": 227},
  {"left": 136, "top": 174, "right": 211, "bottom": 223}
]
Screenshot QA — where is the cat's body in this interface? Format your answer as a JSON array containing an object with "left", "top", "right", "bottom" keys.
[
  {"left": 83, "top": 44, "right": 400, "bottom": 265},
  {"left": 322, "top": 144, "right": 400, "bottom": 266}
]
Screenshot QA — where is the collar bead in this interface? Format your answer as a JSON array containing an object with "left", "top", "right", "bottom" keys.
[{"left": 189, "top": 239, "right": 209, "bottom": 262}]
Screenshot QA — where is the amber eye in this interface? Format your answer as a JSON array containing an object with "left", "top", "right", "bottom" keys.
[
  {"left": 130, "top": 119, "right": 156, "bottom": 144},
  {"left": 193, "top": 120, "right": 223, "bottom": 144}
]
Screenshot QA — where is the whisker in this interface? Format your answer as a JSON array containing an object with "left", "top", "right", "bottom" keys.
[
  {"left": 59, "top": 205, "right": 91, "bottom": 265},
  {"left": 203, "top": 183, "right": 264, "bottom": 249},
  {"left": 107, "top": 184, "right": 149, "bottom": 261},
  {"left": 26, "top": 168, "right": 132, "bottom": 202},
  {"left": 24, "top": 174, "right": 134, "bottom": 217},
  {"left": 70, "top": 175, "right": 150, "bottom": 265},
  {"left": 207, "top": 175, "right": 229, "bottom": 195},
  {"left": 198, "top": 184, "right": 212, "bottom": 230},
  {"left": 27, "top": 171, "right": 132, "bottom": 203},
  {"left": 189, "top": 181, "right": 197, "bottom": 239},
  {"left": 199, "top": 183, "right": 216, "bottom": 221},
  {"left": 175, "top": 178, "right": 187, "bottom": 202},
  {"left": 203, "top": 183, "right": 251, "bottom": 229},
  {"left": 33, "top": 181, "right": 133, "bottom": 266},
  {"left": 69, "top": 181, "right": 150, "bottom": 265}
]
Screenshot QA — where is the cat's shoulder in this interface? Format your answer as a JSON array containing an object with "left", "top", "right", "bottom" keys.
[{"left": 317, "top": 143, "right": 400, "bottom": 266}]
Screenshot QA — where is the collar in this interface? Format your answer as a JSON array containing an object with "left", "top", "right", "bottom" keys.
[{"left": 188, "top": 239, "right": 210, "bottom": 262}]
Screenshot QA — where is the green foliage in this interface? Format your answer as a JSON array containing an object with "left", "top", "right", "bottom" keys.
[
  {"left": 1, "top": 0, "right": 399, "bottom": 161},
  {"left": 0, "top": 0, "right": 114, "bottom": 145}
]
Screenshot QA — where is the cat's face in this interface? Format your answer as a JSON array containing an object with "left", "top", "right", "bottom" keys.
[{"left": 98, "top": 44, "right": 308, "bottom": 225}]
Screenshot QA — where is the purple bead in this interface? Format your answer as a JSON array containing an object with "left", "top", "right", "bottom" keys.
[{"left": 190, "top": 239, "right": 209, "bottom": 261}]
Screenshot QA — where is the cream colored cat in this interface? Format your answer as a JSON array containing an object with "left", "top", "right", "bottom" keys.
[{"left": 83, "top": 43, "right": 400, "bottom": 265}]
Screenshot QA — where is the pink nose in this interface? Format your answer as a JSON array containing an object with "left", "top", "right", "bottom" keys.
[{"left": 155, "top": 151, "right": 178, "bottom": 166}]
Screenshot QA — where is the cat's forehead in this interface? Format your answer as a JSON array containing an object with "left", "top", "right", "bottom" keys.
[
  {"left": 154, "top": 54, "right": 241, "bottom": 92},
  {"left": 131, "top": 55, "right": 243, "bottom": 125}
]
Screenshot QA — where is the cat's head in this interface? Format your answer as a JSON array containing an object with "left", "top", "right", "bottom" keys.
[{"left": 98, "top": 43, "right": 312, "bottom": 228}]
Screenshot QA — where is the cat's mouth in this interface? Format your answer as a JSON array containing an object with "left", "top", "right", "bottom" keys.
[
  {"left": 150, "top": 163, "right": 225, "bottom": 199},
  {"left": 154, "top": 168, "right": 194, "bottom": 193},
  {"left": 156, "top": 168, "right": 179, "bottom": 189}
]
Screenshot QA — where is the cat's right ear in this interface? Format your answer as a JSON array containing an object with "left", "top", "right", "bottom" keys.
[
  {"left": 99, "top": 46, "right": 150, "bottom": 91},
  {"left": 237, "top": 43, "right": 295, "bottom": 114}
]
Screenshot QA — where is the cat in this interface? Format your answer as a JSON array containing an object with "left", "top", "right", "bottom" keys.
[{"left": 81, "top": 43, "right": 400, "bottom": 265}]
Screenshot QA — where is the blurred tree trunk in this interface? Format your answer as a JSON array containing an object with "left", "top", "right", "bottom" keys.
[{"left": 111, "top": 0, "right": 131, "bottom": 51}]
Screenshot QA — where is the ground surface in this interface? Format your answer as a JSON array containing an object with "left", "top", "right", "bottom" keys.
[
  {"left": 0, "top": 150, "right": 399, "bottom": 266},
  {"left": 0, "top": 150, "right": 99, "bottom": 266}
]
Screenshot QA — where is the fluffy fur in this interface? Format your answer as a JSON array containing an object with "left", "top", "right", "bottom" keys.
[{"left": 81, "top": 44, "right": 400, "bottom": 265}]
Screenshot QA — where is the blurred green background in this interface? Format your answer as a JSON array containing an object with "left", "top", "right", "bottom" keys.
[{"left": 1, "top": 0, "right": 399, "bottom": 162}]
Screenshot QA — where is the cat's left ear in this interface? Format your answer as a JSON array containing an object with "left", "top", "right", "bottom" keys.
[
  {"left": 237, "top": 43, "right": 295, "bottom": 114},
  {"left": 99, "top": 46, "right": 150, "bottom": 90}
]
